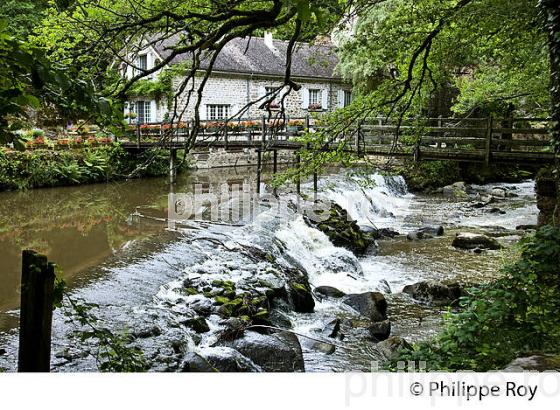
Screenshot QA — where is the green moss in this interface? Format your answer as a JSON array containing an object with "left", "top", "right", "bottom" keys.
[
  {"left": 213, "top": 296, "right": 230, "bottom": 305},
  {"left": 184, "top": 287, "right": 198, "bottom": 296}
]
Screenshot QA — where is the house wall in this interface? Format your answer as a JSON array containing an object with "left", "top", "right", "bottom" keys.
[{"left": 168, "top": 73, "right": 352, "bottom": 122}]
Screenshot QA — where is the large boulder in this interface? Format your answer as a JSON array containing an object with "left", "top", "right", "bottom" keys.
[
  {"left": 368, "top": 319, "right": 391, "bottom": 342},
  {"left": 452, "top": 232, "right": 503, "bottom": 250},
  {"left": 342, "top": 292, "right": 388, "bottom": 322},
  {"left": 314, "top": 286, "right": 346, "bottom": 299},
  {"left": 377, "top": 336, "right": 412, "bottom": 361},
  {"left": 402, "top": 280, "right": 464, "bottom": 306},
  {"left": 442, "top": 182, "right": 468, "bottom": 198},
  {"left": 407, "top": 226, "right": 444, "bottom": 241},
  {"left": 217, "top": 330, "right": 305, "bottom": 372},
  {"left": 288, "top": 280, "right": 315, "bottom": 313},
  {"left": 181, "top": 347, "right": 261, "bottom": 372},
  {"left": 304, "top": 201, "right": 374, "bottom": 255}
]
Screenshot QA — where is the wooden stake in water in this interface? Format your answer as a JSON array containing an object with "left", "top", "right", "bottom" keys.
[{"left": 18, "top": 250, "right": 55, "bottom": 372}]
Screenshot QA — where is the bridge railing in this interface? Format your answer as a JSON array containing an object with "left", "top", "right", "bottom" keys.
[
  {"left": 120, "top": 116, "right": 554, "bottom": 164},
  {"left": 121, "top": 116, "right": 314, "bottom": 148}
]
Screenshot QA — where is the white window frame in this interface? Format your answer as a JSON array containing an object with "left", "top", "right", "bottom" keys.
[
  {"left": 206, "top": 104, "right": 231, "bottom": 120},
  {"left": 308, "top": 89, "right": 321, "bottom": 106},
  {"left": 136, "top": 100, "right": 152, "bottom": 124}
]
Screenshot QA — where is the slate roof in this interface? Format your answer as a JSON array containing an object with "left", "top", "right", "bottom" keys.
[{"left": 152, "top": 35, "right": 341, "bottom": 80}]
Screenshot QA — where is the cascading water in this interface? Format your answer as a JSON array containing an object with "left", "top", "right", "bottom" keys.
[{"left": 0, "top": 168, "right": 538, "bottom": 372}]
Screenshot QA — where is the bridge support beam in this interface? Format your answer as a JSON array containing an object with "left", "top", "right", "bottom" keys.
[
  {"left": 296, "top": 153, "right": 301, "bottom": 195},
  {"left": 256, "top": 149, "right": 262, "bottom": 194},
  {"left": 169, "top": 148, "right": 177, "bottom": 184}
]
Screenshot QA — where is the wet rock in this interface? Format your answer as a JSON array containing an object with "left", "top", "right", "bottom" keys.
[
  {"left": 503, "top": 355, "right": 560, "bottom": 372},
  {"left": 181, "top": 347, "right": 261, "bottom": 372},
  {"left": 402, "top": 280, "right": 464, "bottom": 306},
  {"left": 218, "top": 330, "right": 305, "bottom": 372},
  {"left": 377, "top": 336, "right": 412, "bottom": 361},
  {"left": 443, "top": 182, "right": 468, "bottom": 198},
  {"left": 321, "top": 251, "right": 364, "bottom": 275},
  {"left": 288, "top": 280, "right": 315, "bottom": 313},
  {"left": 516, "top": 224, "right": 538, "bottom": 231},
  {"left": 304, "top": 201, "right": 373, "bottom": 255},
  {"left": 378, "top": 279, "right": 392, "bottom": 294},
  {"left": 189, "top": 297, "right": 214, "bottom": 316},
  {"left": 491, "top": 187, "right": 507, "bottom": 198},
  {"left": 132, "top": 325, "right": 162, "bottom": 339},
  {"left": 182, "top": 317, "right": 210, "bottom": 333},
  {"left": 323, "top": 319, "right": 342, "bottom": 339},
  {"left": 314, "top": 286, "right": 346, "bottom": 299},
  {"left": 368, "top": 319, "right": 391, "bottom": 342},
  {"left": 268, "top": 309, "right": 293, "bottom": 329},
  {"left": 342, "top": 292, "right": 388, "bottom": 322},
  {"left": 378, "top": 228, "right": 400, "bottom": 238},
  {"left": 406, "top": 230, "right": 433, "bottom": 241},
  {"left": 418, "top": 226, "right": 444, "bottom": 236},
  {"left": 488, "top": 207, "right": 506, "bottom": 215},
  {"left": 452, "top": 232, "right": 503, "bottom": 250}
]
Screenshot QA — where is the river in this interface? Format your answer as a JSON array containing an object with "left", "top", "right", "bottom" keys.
[{"left": 0, "top": 166, "right": 538, "bottom": 371}]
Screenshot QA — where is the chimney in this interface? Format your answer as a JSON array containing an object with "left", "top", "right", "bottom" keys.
[{"left": 264, "top": 31, "right": 275, "bottom": 51}]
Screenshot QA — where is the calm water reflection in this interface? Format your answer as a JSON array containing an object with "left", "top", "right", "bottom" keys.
[{"left": 0, "top": 167, "right": 261, "bottom": 331}]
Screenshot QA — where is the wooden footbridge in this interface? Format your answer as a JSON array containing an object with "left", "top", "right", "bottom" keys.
[{"left": 119, "top": 116, "right": 556, "bottom": 183}]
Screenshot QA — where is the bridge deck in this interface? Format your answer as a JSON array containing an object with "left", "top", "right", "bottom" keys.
[{"left": 119, "top": 117, "right": 557, "bottom": 166}]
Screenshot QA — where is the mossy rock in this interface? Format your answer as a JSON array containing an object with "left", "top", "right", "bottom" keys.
[
  {"left": 213, "top": 296, "right": 231, "bottom": 305},
  {"left": 184, "top": 287, "right": 198, "bottom": 296},
  {"left": 183, "top": 317, "right": 210, "bottom": 333}
]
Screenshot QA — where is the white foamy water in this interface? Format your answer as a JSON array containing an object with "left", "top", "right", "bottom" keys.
[{"left": 0, "top": 169, "right": 538, "bottom": 372}]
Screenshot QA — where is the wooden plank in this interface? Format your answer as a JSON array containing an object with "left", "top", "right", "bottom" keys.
[{"left": 18, "top": 250, "right": 55, "bottom": 372}]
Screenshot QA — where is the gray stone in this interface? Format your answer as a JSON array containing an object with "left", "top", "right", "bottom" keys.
[
  {"left": 342, "top": 292, "right": 388, "bottom": 322},
  {"left": 452, "top": 232, "right": 503, "bottom": 250},
  {"left": 402, "top": 280, "right": 464, "bottom": 306},
  {"left": 314, "top": 286, "right": 346, "bottom": 299},
  {"left": 181, "top": 347, "right": 261, "bottom": 372},
  {"left": 377, "top": 336, "right": 412, "bottom": 361},
  {"left": 368, "top": 320, "right": 391, "bottom": 342},
  {"left": 218, "top": 330, "right": 305, "bottom": 372}
]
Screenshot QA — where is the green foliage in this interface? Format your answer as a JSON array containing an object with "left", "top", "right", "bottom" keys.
[
  {"left": 338, "top": 0, "right": 549, "bottom": 117},
  {"left": 0, "top": 145, "right": 175, "bottom": 191},
  {"left": 0, "top": 19, "right": 122, "bottom": 145},
  {"left": 395, "top": 160, "right": 462, "bottom": 191},
  {"left": 388, "top": 226, "right": 560, "bottom": 371},
  {"left": 0, "top": 0, "right": 49, "bottom": 36}
]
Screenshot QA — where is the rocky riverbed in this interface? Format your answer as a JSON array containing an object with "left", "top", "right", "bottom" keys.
[{"left": 0, "top": 169, "right": 538, "bottom": 372}]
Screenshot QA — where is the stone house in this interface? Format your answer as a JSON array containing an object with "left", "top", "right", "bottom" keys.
[{"left": 124, "top": 33, "right": 352, "bottom": 124}]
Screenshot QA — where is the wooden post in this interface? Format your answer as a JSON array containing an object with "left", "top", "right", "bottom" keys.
[
  {"left": 273, "top": 150, "right": 278, "bottom": 174},
  {"left": 169, "top": 148, "right": 177, "bottom": 184},
  {"left": 305, "top": 115, "right": 310, "bottom": 131},
  {"left": 485, "top": 116, "right": 494, "bottom": 165},
  {"left": 224, "top": 121, "right": 229, "bottom": 150},
  {"left": 261, "top": 116, "right": 266, "bottom": 146},
  {"left": 18, "top": 250, "right": 55, "bottom": 372},
  {"left": 136, "top": 123, "right": 141, "bottom": 148},
  {"left": 437, "top": 115, "right": 442, "bottom": 148},
  {"left": 313, "top": 170, "right": 318, "bottom": 202},
  {"left": 296, "top": 152, "right": 301, "bottom": 195},
  {"left": 414, "top": 137, "right": 421, "bottom": 163},
  {"left": 256, "top": 149, "right": 262, "bottom": 194}
]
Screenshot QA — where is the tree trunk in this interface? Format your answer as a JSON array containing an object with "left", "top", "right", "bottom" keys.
[
  {"left": 540, "top": 0, "right": 560, "bottom": 151},
  {"left": 540, "top": 0, "right": 560, "bottom": 226}
]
